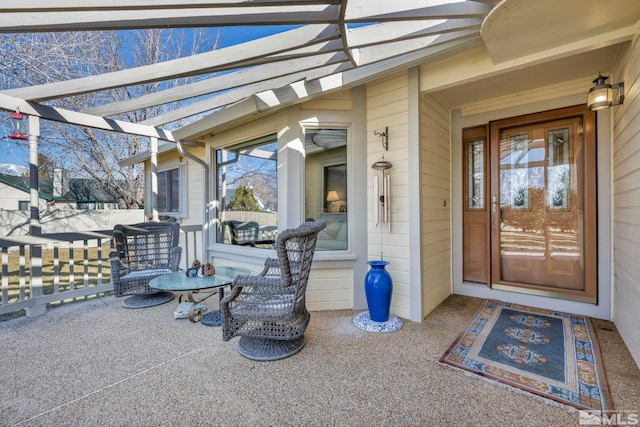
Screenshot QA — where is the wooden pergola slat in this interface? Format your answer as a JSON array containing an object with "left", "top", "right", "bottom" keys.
[{"left": 85, "top": 50, "right": 349, "bottom": 117}]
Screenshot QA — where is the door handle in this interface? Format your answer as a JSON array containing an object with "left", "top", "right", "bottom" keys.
[{"left": 492, "top": 196, "right": 497, "bottom": 214}]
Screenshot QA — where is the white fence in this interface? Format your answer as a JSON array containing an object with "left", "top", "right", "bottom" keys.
[{"left": 0, "top": 220, "right": 202, "bottom": 319}]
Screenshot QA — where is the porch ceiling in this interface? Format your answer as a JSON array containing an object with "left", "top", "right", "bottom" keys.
[{"left": 0, "top": 0, "right": 638, "bottom": 142}]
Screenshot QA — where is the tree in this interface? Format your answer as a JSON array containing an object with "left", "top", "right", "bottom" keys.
[
  {"left": 226, "top": 185, "right": 261, "bottom": 212},
  {"left": 0, "top": 29, "right": 218, "bottom": 208}
]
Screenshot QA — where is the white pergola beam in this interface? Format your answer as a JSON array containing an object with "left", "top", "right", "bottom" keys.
[
  {"left": 3, "top": 24, "right": 340, "bottom": 101},
  {"left": 0, "top": 93, "right": 179, "bottom": 141},
  {"left": 0, "top": 6, "right": 341, "bottom": 32},
  {"left": 142, "top": 61, "right": 351, "bottom": 126},
  {"left": 346, "top": 18, "right": 482, "bottom": 48},
  {"left": 0, "top": 1, "right": 339, "bottom": 11},
  {"left": 345, "top": 2, "right": 494, "bottom": 22},
  {"left": 85, "top": 50, "right": 348, "bottom": 117}
]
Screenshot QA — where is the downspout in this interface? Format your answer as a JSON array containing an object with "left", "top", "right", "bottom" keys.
[{"left": 176, "top": 140, "right": 210, "bottom": 263}]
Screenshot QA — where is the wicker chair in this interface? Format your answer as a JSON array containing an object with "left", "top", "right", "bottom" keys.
[
  {"left": 225, "top": 220, "right": 275, "bottom": 248},
  {"left": 220, "top": 221, "right": 326, "bottom": 361},
  {"left": 110, "top": 222, "right": 182, "bottom": 308}
]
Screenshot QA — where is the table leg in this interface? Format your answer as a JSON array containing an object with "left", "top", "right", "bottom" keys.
[
  {"left": 181, "top": 290, "right": 215, "bottom": 323},
  {"left": 200, "top": 286, "right": 227, "bottom": 327}
]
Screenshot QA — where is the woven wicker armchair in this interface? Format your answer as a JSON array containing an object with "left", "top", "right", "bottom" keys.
[
  {"left": 110, "top": 222, "right": 182, "bottom": 308},
  {"left": 220, "top": 221, "right": 326, "bottom": 361}
]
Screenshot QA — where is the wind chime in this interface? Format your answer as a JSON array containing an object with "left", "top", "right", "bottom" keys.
[{"left": 372, "top": 127, "right": 392, "bottom": 236}]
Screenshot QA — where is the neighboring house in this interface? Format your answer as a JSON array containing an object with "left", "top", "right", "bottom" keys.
[{"left": 0, "top": 170, "right": 120, "bottom": 211}]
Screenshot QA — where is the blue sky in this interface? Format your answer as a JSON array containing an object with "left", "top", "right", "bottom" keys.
[{"left": 0, "top": 135, "right": 28, "bottom": 165}]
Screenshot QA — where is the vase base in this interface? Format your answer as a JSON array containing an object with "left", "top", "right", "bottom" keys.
[{"left": 352, "top": 311, "right": 403, "bottom": 333}]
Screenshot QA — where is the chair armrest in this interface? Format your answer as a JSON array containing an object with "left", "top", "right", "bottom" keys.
[
  {"left": 109, "top": 251, "right": 129, "bottom": 279},
  {"left": 170, "top": 246, "right": 182, "bottom": 271}
]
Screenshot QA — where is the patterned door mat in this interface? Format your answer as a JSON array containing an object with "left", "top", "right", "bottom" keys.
[{"left": 439, "top": 300, "right": 612, "bottom": 413}]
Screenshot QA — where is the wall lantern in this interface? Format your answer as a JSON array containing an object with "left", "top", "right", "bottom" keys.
[
  {"left": 8, "top": 109, "right": 28, "bottom": 140},
  {"left": 588, "top": 73, "right": 624, "bottom": 111}
]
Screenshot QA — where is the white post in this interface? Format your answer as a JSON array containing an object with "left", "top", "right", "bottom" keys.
[
  {"left": 28, "top": 115, "right": 41, "bottom": 235},
  {"left": 26, "top": 115, "right": 46, "bottom": 317},
  {"left": 150, "top": 137, "right": 159, "bottom": 222}
]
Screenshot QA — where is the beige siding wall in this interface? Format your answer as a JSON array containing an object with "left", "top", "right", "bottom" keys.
[
  {"left": 612, "top": 34, "right": 640, "bottom": 367},
  {"left": 420, "top": 93, "right": 452, "bottom": 316},
  {"left": 301, "top": 89, "right": 352, "bottom": 111},
  {"left": 306, "top": 268, "right": 353, "bottom": 310},
  {"left": 367, "top": 72, "right": 412, "bottom": 319}
]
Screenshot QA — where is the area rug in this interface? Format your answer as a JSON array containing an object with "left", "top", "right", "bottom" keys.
[{"left": 439, "top": 300, "right": 612, "bottom": 413}]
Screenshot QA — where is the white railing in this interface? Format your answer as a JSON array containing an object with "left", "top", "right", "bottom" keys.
[{"left": 0, "top": 224, "right": 202, "bottom": 319}]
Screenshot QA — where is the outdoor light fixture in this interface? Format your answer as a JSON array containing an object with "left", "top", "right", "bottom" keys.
[
  {"left": 588, "top": 73, "right": 624, "bottom": 111},
  {"left": 8, "top": 109, "right": 28, "bottom": 140}
]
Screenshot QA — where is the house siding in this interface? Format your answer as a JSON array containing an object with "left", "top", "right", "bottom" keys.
[
  {"left": 420, "top": 93, "right": 452, "bottom": 316},
  {"left": 367, "top": 72, "right": 412, "bottom": 319},
  {"left": 612, "top": 33, "right": 640, "bottom": 367},
  {"left": 0, "top": 183, "right": 36, "bottom": 211}
]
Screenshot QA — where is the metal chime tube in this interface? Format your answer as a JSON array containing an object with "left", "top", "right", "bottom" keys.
[
  {"left": 373, "top": 175, "right": 379, "bottom": 226},
  {"left": 384, "top": 172, "right": 391, "bottom": 232},
  {"left": 373, "top": 171, "right": 391, "bottom": 232}
]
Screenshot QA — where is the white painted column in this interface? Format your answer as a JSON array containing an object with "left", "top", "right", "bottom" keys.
[
  {"left": 407, "top": 67, "right": 423, "bottom": 322},
  {"left": 150, "top": 137, "right": 159, "bottom": 222},
  {"left": 28, "top": 115, "right": 41, "bottom": 236},
  {"left": 26, "top": 115, "right": 45, "bottom": 317}
]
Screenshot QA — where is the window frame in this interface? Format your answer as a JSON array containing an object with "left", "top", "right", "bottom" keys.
[
  {"left": 302, "top": 126, "right": 350, "bottom": 253},
  {"left": 213, "top": 133, "right": 278, "bottom": 251},
  {"left": 156, "top": 163, "right": 186, "bottom": 218}
]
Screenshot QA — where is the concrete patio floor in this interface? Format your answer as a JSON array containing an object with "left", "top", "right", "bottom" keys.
[{"left": 1, "top": 294, "right": 638, "bottom": 427}]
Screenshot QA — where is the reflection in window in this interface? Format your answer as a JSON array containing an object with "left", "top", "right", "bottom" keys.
[
  {"left": 158, "top": 168, "right": 180, "bottom": 213},
  {"left": 215, "top": 135, "right": 278, "bottom": 248},
  {"left": 500, "top": 133, "right": 531, "bottom": 209},
  {"left": 467, "top": 139, "right": 484, "bottom": 209},
  {"left": 547, "top": 128, "right": 570, "bottom": 209},
  {"left": 304, "top": 129, "right": 348, "bottom": 251}
]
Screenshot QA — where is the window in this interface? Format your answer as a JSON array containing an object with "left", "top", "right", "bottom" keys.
[
  {"left": 157, "top": 167, "right": 180, "bottom": 214},
  {"left": 304, "top": 128, "right": 348, "bottom": 251},
  {"left": 18, "top": 200, "right": 29, "bottom": 211},
  {"left": 215, "top": 135, "right": 278, "bottom": 248}
]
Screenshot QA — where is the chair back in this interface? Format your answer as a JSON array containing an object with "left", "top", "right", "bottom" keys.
[
  {"left": 113, "top": 222, "right": 181, "bottom": 271},
  {"left": 275, "top": 221, "right": 327, "bottom": 300},
  {"left": 226, "top": 220, "right": 260, "bottom": 246}
]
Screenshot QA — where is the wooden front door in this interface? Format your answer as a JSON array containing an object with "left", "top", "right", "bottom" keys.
[{"left": 462, "top": 105, "right": 597, "bottom": 303}]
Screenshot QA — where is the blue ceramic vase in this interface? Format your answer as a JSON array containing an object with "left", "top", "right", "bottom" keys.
[{"left": 365, "top": 260, "right": 393, "bottom": 322}]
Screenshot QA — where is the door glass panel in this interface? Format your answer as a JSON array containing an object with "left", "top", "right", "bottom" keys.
[
  {"left": 467, "top": 139, "right": 484, "bottom": 209},
  {"left": 498, "top": 118, "right": 584, "bottom": 290}
]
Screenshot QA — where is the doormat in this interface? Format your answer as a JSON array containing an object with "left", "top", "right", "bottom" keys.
[{"left": 439, "top": 300, "right": 612, "bottom": 413}]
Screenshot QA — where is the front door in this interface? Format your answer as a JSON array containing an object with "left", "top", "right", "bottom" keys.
[{"left": 462, "top": 105, "right": 597, "bottom": 303}]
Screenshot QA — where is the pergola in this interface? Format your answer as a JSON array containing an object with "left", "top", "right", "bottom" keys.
[{"left": 0, "top": 1, "right": 494, "bottom": 133}]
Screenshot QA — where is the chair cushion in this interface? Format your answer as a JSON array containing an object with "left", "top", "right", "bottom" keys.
[{"left": 120, "top": 269, "right": 172, "bottom": 280}]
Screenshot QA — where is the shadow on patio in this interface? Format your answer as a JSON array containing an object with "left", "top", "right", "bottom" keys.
[{"left": 1, "top": 294, "right": 638, "bottom": 426}]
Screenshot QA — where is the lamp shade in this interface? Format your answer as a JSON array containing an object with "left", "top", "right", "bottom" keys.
[
  {"left": 326, "top": 190, "right": 339, "bottom": 202},
  {"left": 588, "top": 74, "right": 624, "bottom": 111}
]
